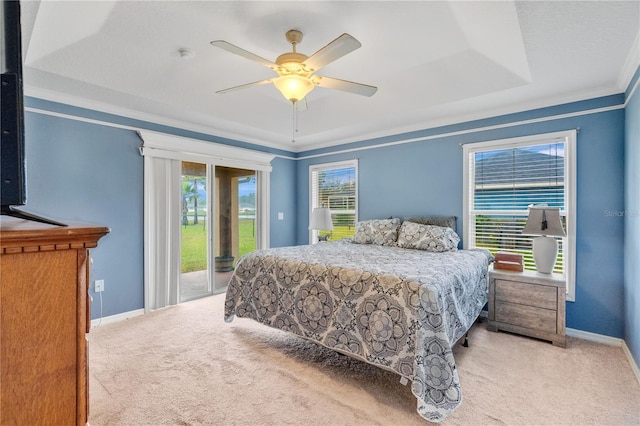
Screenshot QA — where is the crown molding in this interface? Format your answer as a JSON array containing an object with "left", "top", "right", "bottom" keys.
[{"left": 618, "top": 30, "right": 640, "bottom": 91}]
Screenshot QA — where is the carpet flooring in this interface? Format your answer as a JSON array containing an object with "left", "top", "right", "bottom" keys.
[{"left": 89, "top": 293, "right": 640, "bottom": 425}]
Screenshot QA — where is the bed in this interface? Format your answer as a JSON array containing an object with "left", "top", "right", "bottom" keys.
[{"left": 224, "top": 217, "right": 492, "bottom": 422}]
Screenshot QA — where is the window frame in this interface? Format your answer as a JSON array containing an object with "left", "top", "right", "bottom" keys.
[
  {"left": 309, "top": 159, "right": 359, "bottom": 244},
  {"left": 462, "top": 130, "right": 577, "bottom": 301}
]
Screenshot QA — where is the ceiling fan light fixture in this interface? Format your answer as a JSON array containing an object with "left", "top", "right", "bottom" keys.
[{"left": 274, "top": 74, "right": 314, "bottom": 102}]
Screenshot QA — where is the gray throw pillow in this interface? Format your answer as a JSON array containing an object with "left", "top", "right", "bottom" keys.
[{"left": 402, "top": 216, "right": 457, "bottom": 230}]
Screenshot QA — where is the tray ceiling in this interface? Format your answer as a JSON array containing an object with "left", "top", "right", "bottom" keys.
[{"left": 20, "top": 1, "right": 640, "bottom": 152}]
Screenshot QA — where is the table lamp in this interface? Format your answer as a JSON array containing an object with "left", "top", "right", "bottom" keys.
[
  {"left": 309, "top": 206, "right": 333, "bottom": 242},
  {"left": 522, "top": 205, "right": 566, "bottom": 274}
]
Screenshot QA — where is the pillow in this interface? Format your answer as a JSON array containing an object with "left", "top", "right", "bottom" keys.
[
  {"left": 402, "top": 216, "right": 457, "bottom": 230},
  {"left": 396, "top": 221, "right": 460, "bottom": 252},
  {"left": 352, "top": 218, "right": 401, "bottom": 246}
]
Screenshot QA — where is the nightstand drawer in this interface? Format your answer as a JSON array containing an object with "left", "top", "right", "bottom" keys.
[
  {"left": 495, "top": 279, "right": 557, "bottom": 310},
  {"left": 495, "top": 302, "right": 557, "bottom": 333}
]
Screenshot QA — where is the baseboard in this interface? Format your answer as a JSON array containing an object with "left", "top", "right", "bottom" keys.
[
  {"left": 91, "top": 308, "right": 144, "bottom": 327},
  {"left": 567, "top": 327, "right": 640, "bottom": 386},
  {"left": 566, "top": 327, "right": 622, "bottom": 346},
  {"left": 622, "top": 341, "right": 640, "bottom": 386}
]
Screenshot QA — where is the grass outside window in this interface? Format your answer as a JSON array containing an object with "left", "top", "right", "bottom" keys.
[{"left": 181, "top": 218, "right": 257, "bottom": 273}]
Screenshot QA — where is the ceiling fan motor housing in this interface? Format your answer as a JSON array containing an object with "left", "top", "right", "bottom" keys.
[{"left": 276, "top": 52, "right": 312, "bottom": 76}]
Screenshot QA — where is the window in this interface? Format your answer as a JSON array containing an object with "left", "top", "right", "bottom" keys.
[
  {"left": 309, "top": 160, "right": 358, "bottom": 243},
  {"left": 463, "top": 130, "right": 576, "bottom": 300}
]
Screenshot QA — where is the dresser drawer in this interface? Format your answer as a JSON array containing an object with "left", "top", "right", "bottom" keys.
[
  {"left": 495, "top": 279, "right": 557, "bottom": 310},
  {"left": 495, "top": 301, "right": 557, "bottom": 333}
]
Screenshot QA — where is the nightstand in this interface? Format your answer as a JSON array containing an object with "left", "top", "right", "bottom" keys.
[{"left": 488, "top": 268, "right": 566, "bottom": 347}]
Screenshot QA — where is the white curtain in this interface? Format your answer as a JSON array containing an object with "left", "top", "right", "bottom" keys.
[
  {"left": 255, "top": 170, "right": 270, "bottom": 250},
  {"left": 144, "top": 156, "right": 181, "bottom": 312}
]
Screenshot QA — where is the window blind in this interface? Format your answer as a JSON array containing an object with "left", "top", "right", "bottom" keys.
[
  {"left": 310, "top": 161, "right": 357, "bottom": 241},
  {"left": 471, "top": 143, "right": 566, "bottom": 273}
]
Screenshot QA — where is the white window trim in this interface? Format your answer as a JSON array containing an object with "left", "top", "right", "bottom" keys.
[
  {"left": 309, "top": 159, "right": 359, "bottom": 244},
  {"left": 140, "top": 131, "right": 275, "bottom": 311},
  {"left": 462, "top": 129, "right": 577, "bottom": 301}
]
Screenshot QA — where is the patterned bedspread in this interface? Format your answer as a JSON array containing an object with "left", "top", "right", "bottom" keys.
[{"left": 224, "top": 240, "right": 492, "bottom": 422}]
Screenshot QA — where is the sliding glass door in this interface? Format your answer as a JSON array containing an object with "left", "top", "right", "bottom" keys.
[
  {"left": 141, "top": 130, "right": 273, "bottom": 312},
  {"left": 179, "top": 162, "right": 257, "bottom": 302},
  {"left": 213, "top": 166, "right": 256, "bottom": 291},
  {"left": 180, "top": 161, "right": 210, "bottom": 302}
]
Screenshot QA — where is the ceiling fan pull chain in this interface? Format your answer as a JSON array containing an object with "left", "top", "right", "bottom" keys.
[{"left": 291, "top": 101, "right": 297, "bottom": 143}]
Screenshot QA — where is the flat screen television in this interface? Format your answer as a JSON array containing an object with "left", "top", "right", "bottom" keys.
[
  {"left": 1, "top": 0, "right": 63, "bottom": 225},
  {"left": 1, "top": 0, "right": 27, "bottom": 213}
]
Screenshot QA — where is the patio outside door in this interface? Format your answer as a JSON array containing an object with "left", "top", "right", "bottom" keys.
[
  {"left": 180, "top": 161, "right": 210, "bottom": 302},
  {"left": 141, "top": 130, "right": 273, "bottom": 313},
  {"left": 213, "top": 166, "right": 256, "bottom": 291},
  {"left": 179, "top": 162, "right": 257, "bottom": 302}
]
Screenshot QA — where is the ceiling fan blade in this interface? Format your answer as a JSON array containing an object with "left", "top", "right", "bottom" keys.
[
  {"left": 313, "top": 76, "right": 377, "bottom": 97},
  {"left": 302, "top": 33, "right": 361, "bottom": 71},
  {"left": 210, "top": 40, "right": 278, "bottom": 70},
  {"left": 216, "top": 79, "right": 274, "bottom": 94}
]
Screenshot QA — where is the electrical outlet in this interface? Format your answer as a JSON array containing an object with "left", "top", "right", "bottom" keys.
[{"left": 95, "top": 279, "right": 105, "bottom": 292}]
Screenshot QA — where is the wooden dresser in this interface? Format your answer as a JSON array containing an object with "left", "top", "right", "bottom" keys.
[
  {"left": 0, "top": 215, "right": 109, "bottom": 425},
  {"left": 488, "top": 268, "right": 566, "bottom": 348}
]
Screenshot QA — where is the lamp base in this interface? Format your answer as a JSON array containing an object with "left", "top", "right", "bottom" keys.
[{"left": 532, "top": 236, "right": 558, "bottom": 274}]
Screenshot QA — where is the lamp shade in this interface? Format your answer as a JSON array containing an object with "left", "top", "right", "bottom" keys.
[
  {"left": 273, "top": 75, "right": 315, "bottom": 102},
  {"left": 522, "top": 206, "right": 566, "bottom": 237},
  {"left": 308, "top": 207, "right": 333, "bottom": 231}
]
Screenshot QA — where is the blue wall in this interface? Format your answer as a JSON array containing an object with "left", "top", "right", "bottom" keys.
[
  {"left": 270, "top": 156, "right": 297, "bottom": 248},
  {"left": 296, "top": 97, "right": 626, "bottom": 339},
  {"left": 624, "top": 66, "right": 640, "bottom": 368},
  {"left": 24, "top": 112, "right": 144, "bottom": 317},
  {"left": 295, "top": 139, "right": 465, "bottom": 242}
]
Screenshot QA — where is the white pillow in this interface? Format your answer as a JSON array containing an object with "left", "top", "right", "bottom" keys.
[{"left": 396, "top": 221, "right": 460, "bottom": 252}]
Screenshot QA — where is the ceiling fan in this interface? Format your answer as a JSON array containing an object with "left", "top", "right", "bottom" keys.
[{"left": 210, "top": 30, "right": 378, "bottom": 105}]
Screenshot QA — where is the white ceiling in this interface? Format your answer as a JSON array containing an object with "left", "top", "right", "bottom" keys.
[{"left": 20, "top": 1, "right": 640, "bottom": 152}]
